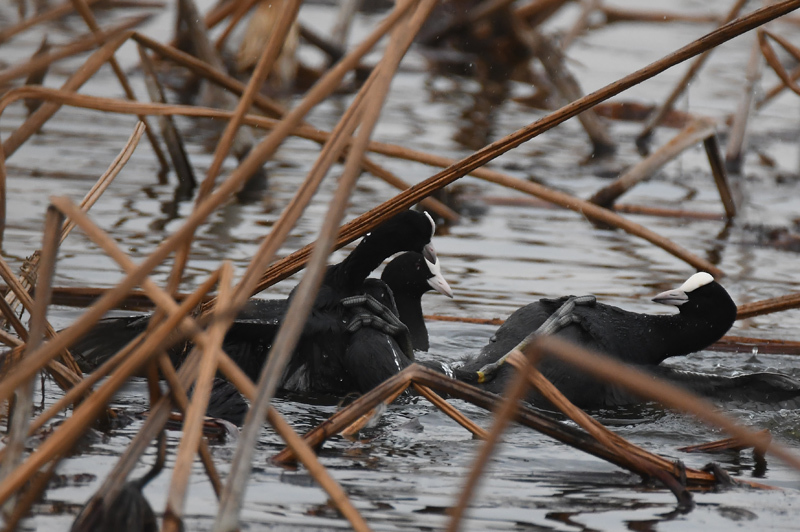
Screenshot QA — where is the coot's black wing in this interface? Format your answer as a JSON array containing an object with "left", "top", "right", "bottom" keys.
[{"left": 71, "top": 315, "right": 151, "bottom": 372}]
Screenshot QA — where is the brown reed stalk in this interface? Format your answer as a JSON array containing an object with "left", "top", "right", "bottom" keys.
[
  {"left": 0, "top": 0, "right": 105, "bottom": 43},
  {"left": 200, "top": 0, "right": 301, "bottom": 197},
  {"left": 725, "top": 34, "right": 763, "bottom": 173},
  {"left": 535, "top": 335, "right": 800, "bottom": 470},
  {"left": 589, "top": 118, "right": 717, "bottom": 208},
  {"left": 0, "top": 206, "right": 63, "bottom": 515},
  {"left": 215, "top": 4, "right": 436, "bottom": 529},
  {"left": 601, "top": 5, "right": 721, "bottom": 24},
  {"left": 758, "top": 29, "right": 800, "bottom": 96},
  {"left": 137, "top": 46, "right": 195, "bottom": 189},
  {"left": 270, "top": 364, "right": 767, "bottom": 489},
  {"left": 0, "top": 15, "right": 148, "bottom": 87},
  {"left": 412, "top": 383, "right": 489, "bottom": 439},
  {"left": 2, "top": 31, "right": 132, "bottom": 158},
  {"left": 637, "top": 0, "right": 749, "bottom": 144},
  {"left": 446, "top": 349, "right": 539, "bottom": 532},
  {"left": 67, "top": 272, "right": 222, "bottom": 512},
  {"left": 213, "top": 352, "right": 372, "bottom": 532},
  {"left": 0, "top": 256, "right": 82, "bottom": 388},
  {"left": 213, "top": 0, "right": 259, "bottom": 50},
  {"left": 162, "top": 262, "right": 234, "bottom": 532},
  {"left": 679, "top": 429, "right": 772, "bottom": 453},
  {"left": 529, "top": 32, "right": 616, "bottom": 156},
  {"left": 737, "top": 292, "right": 800, "bottom": 319},
  {"left": 340, "top": 384, "right": 410, "bottom": 439},
  {"left": 268, "top": 0, "right": 800, "bottom": 287},
  {"left": 69, "top": 0, "right": 170, "bottom": 171},
  {"left": 703, "top": 133, "right": 738, "bottom": 217},
  {"left": 560, "top": 0, "right": 600, "bottom": 50},
  {"left": 48, "top": 193, "right": 364, "bottom": 528}
]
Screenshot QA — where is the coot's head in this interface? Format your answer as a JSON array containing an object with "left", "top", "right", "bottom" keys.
[
  {"left": 382, "top": 252, "right": 453, "bottom": 298},
  {"left": 652, "top": 272, "right": 737, "bottom": 321},
  {"left": 365, "top": 210, "right": 437, "bottom": 263}
]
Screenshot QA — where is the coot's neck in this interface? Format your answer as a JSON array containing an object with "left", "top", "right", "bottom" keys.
[
  {"left": 394, "top": 290, "right": 429, "bottom": 352},
  {"left": 625, "top": 310, "right": 733, "bottom": 364},
  {"left": 325, "top": 235, "right": 393, "bottom": 294}
]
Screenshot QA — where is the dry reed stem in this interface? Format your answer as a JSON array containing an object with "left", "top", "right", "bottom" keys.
[
  {"left": 131, "top": 33, "right": 282, "bottom": 118},
  {"left": 249, "top": 0, "right": 800, "bottom": 289},
  {"left": 0, "top": 255, "right": 82, "bottom": 387},
  {"left": 155, "top": 352, "right": 225, "bottom": 498},
  {"left": 63, "top": 121, "right": 147, "bottom": 242},
  {"left": 2, "top": 31, "right": 131, "bottom": 158},
  {"left": 703, "top": 133, "right": 738, "bottom": 217},
  {"left": 70, "top": 273, "right": 222, "bottom": 510},
  {"left": 0, "top": 87, "right": 709, "bottom": 254},
  {"left": 679, "top": 429, "right": 772, "bottom": 453},
  {"left": 0, "top": 289, "right": 29, "bottom": 340},
  {"left": 514, "top": 0, "right": 569, "bottom": 26},
  {"left": 0, "top": 202, "right": 240, "bottom": 505},
  {"left": 213, "top": 0, "right": 259, "bottom": 50},
  {"left": 758, "top": 29, "right": 800, "bottom": 97},
  {"left": 70, "top": 0, "right": 170, "bottom": 171},
  {"left": 725, "top": 34, "right": 763, "bottom": 173},
  {"left": 513, "top": 355, "right": 721, "bottom": 492},
  {"left": 600, "top": 5, "right": 721, "bottom": 25},
  {"left": 200, "top": 0, "right": 301, "bottom": 197},
  {"left": 18, "top": 272, "right": 217, "bottom": 454},
  {"left": 590, "top": 118, "right": 717, "bottom": 208},
  {"left": 133, "top": 24, "right": 456, "bottom": 222},
  {"left": 272, "top": 365, "right": 754, "bottom": 487},
  {"left": 529, "top": 32, "right": 616, "bottom": 156},
  {"left": 0, "top": 16, "right": 149, "bottom": 87},
  {"left": 214, "top": 4, "right": 434, "bottom": 529},
  {"left": 737, "top": 292, "right": 800, "bottom": 319},
  {"left": 274, "top": 374, "right": 415, "bottom": 463},
  {"left": 637, "top": 0, "right": 749, "bottom": 143},
  {"left": 340, "top": 384, "right": 410, "bottom": 439},
  {"left": 412, "top": 383, "right": 489, "bottom": 439},
  {"left": 0, "top": 206, "right": 63, "bottom": 517},
  {"left": 560, "top": 0, "right": 600, "bottom": 50},
  {"left": 446, "top": 349, "right": 539, "bottom": 532},
  {"left": 0, "top": 328, "right": 22, "bottom": 348},
  {"left": 612, "top": 203, "right": 725, "bottom": 220},
  {"left": 212, "top": 353, "right": 373, "bottom": 532},
  {"left": 0, "top": 123, "right": 146, "bottom": 379},
  {"left": 535, "top": 335, "right": 800, "bottom": 470},
  {"left": 137, "top": 46, "right": 195, "bottom": 189},
  {"left": 2, "top": 459, "right": 60, "bottom": 531},
  {"left": 162, "top": 262, "right": 234, "bottom": 532},
  {"left": 712, "top": 334, "right": 800, "bottom": 354},
  {"left": 0, "top": 0, "right": 105, "bottom": 43}
]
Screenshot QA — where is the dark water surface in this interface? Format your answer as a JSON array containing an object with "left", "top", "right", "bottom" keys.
[{"left": 3, "top": 1, "right": 800, "bottom": 530}]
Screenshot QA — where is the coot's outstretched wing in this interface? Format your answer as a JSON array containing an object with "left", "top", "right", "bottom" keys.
[{"left": 71, "top": 315, "right": 151, "bottom": 372}]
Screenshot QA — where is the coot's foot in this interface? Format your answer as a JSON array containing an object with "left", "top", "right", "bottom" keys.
[{"left": 342, "top": 293, "right": 415, "bottom": 359}]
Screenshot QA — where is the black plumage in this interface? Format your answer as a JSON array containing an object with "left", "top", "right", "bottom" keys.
[
  {"left": 71, "top": 210, "right": 448, "bottom": 397},
  {"left": 459, "top": 272, "right": 740, "bottom": 408}
]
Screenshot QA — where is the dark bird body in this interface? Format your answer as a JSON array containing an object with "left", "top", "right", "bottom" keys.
[
  {"left": 71, "top": 211, "right": 451, "bottom": 403},
  {"left": 459, "top": 273, "right": 741, "bottom": 408}
]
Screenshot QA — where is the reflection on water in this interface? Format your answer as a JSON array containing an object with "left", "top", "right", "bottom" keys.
[{"left": 4, "top": 0, "right": 800, "bottom": 529}]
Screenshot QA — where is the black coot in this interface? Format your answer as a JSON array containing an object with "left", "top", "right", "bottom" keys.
[
  {"left": 338, "top": 252, "right": 453, "bottom": 394},
  {"left": 458, "top": 272, "right": 739, "bottom": 408},
  {"left": 72, "top": 211, "right": 445, "bottom": 395}
]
